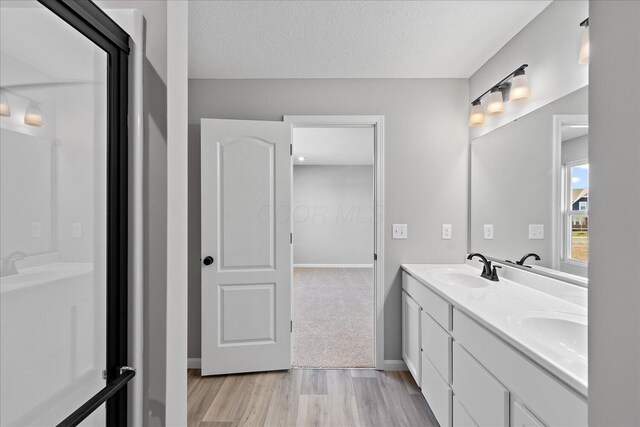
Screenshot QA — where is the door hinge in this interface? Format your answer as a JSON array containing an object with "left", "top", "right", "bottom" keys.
[
  {"left": 290, "top": 144, "right": 293, "bottom": 156},
  {"left": 290, "top": 320, "right": 293, "bottom": 332},
  {"left": 102, "top": 370, "right": 107, "bottom": 380},
  {"left": 374, "top": 253, "right": 378, "bottom": 261},
  {"left": 290, "top": 233, "right": 293, "bottom": 244}
]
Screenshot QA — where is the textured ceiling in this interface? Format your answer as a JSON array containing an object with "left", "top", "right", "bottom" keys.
[
  {"left": 293, "top": 127, "right": 374, "bottom": 166},
  {"left": 188, "top": 0, "right": 551, "bottom": 79}
]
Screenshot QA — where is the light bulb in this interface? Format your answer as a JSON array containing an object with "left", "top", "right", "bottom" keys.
[
  {"left": 486, "top": 88, "right": 505, "bottom": 115},
  {"left": 579, "top": 24, "right": 589, "bottom": 64},
  {"left": 24, "top": 102, "right": 44, "bottom": 127},
  {"left": 510, "top": 70, "right": 530, "bottom": 103},
  {"left": 469, "top": 101, "right": 485, "bottom": 126}
]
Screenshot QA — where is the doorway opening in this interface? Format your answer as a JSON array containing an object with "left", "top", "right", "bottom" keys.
[{"left": 287, "top": 117, "right": 384, "bottom": 369}]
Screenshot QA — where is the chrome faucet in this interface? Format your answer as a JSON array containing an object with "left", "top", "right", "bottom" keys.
[
  {"left": 467, "top": 252, "right": 501, "bottom": 281},
  {"left": 0, "top": 251, "right": 26, "bottom": 277}
]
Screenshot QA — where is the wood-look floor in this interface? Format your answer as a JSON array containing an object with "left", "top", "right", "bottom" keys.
[{"left": 188, "top": 368, "right": 438, "bottom": 427}]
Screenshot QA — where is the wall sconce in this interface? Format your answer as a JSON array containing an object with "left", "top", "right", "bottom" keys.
[
  {"left": 510, "top": 68, "right": 530, "bottom": 102},
  {"left": 468, "top": 64, "right": 530, "bottom": 127},
  {"left": 468, "top": 100, "right": 484, "bottom": 126},
  {"left": 579, "top": 18, "right": 589, "bottom": 65},
  {"left": 0, "top": 92, "right": 10, "bottom": 117},
  {"left": 24, "top": 102, "right": 44, "bottom": 127}
]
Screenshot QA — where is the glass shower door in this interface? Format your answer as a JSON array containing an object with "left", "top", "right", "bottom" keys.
[{"left": 0, "top": 1, "right": 130, "bottom": 425}]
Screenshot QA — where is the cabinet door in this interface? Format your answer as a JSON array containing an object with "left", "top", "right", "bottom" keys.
[{"left": 402, "top": 291, "right": 422, "bottom": 386}]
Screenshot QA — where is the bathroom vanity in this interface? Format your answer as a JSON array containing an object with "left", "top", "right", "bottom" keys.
[{"left": 401, "top": 263, "right": 587, "bottom": 427}]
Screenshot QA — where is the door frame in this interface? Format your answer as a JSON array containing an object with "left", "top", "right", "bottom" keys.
[{"left": 284, "top": 115, "right": 385, "bottom": 370}]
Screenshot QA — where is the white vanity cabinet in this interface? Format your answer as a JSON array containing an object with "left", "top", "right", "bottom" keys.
[
  {"left": 402, "top": 272, "right": 454, "bottom": 426},
  {"left": 401, "top": 268, "right": 588, "bottom": 427},
  {"left": 401, "top": 290, "right": 421, "bottom": 386}
]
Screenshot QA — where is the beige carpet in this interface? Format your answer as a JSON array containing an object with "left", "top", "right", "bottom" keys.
[{"left": 293, "top": 267, "right": 374, "bottom": 368}]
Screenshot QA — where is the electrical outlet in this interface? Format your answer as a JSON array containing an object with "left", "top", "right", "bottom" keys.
[
  {"left": 442, "top": 224, "right": 452, "bottom": 240},
  {"left": 529, "top": 224, "right": 544, "bottom": 240},
  {"left": 484, "top": 224, "right": 494, "bottom": 240},
  {"left": 392, "top": 224, "right": 407, "bottom": 239}
]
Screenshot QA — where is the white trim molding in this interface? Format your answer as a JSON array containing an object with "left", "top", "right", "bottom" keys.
[
  {"left": 384, "top": 360, "right": 408, "bottom": 371},
  {"left": 293, "top": 264, "right": 373, "bottom": 268},
  {"left": 188, "top": 358, "right": 202, "bottom": 370},
  {"left": 284, "top": 115, "right": 385, "bottom": 371},
  {"left": 552, "top": 114, "right": 589, "bottom": 279},
  {"left": 166, "top": 1, "right": 189, "bottom": 425}
]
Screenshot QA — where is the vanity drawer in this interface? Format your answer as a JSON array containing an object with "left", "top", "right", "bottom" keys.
[
  {"left": 512, "top": 400, "right": 545, "bottom": 427},
  {"left": 421, "top": 310, "right": 452, "bottom": 384},
  {"left": 421, "top": 352, "right": 452, "bottom": 427},
  {"left": 453, "top": 342, "right": 509, "bottom": 427},
  {"left": 453, "top": 395, "right": 478, "bottom": 427},
  {"left": 452, "top": 308, "right": 587, "bottom": 426},
  {"left": 402, "top": 271, "right": 451, "bottom": 330}
]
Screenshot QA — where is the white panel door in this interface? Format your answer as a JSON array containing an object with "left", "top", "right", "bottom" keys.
[{"left": 201, "top": 119, "right": 291, "bottom": 375}]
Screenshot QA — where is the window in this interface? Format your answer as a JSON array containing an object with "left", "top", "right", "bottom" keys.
[{"left": 564, "top": 162, "right": 589, "bottom": 263}]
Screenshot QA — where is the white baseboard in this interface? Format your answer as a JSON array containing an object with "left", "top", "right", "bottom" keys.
[
  {"left": 187, "top": 358, "right": 201, "bottom": 369},
  {"left": 189, "top": 357, "right": 404, "bottom": 371},
  {"left": 383, "top": 360, "right": 408, "bottom": 371},
  {"left": 294, "top": 264, "right": 373, "bottom": 268}
]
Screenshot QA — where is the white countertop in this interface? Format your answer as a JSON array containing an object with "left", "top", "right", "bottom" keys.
[
  {"left": 0, "top": 262, "right": 93, "bottom": 294},
  {"left": 402, "top": 263, "right": 588, "bottom": 397}
]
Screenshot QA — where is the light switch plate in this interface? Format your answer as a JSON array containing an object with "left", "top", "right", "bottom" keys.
[
  {"left": 529, "top": 224, "right": 544, "bottom": 240},
  {"left": 483, "top": 224, "right": 494, "bottom": 240},
  {"left": 442, "top": 224, "right": 452, "bottom": 240},
  {"left": 31, "top": 222, "right": 41, "bottom": 238},
  {"left": 392, "top": 224, "right": 407, "bottom": 239},
  {"left": 72, "top": 222, "right": 83, "bottom": 238}
]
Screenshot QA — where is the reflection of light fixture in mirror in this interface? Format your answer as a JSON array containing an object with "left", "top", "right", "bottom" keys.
[
  {"left": 298, "top": 156, "right": 305, "bottom": 162},
  {"left": 486, "top": 87, "right": 505, "bottom": 115},
  {"left": 579, "top": 18, "right": 589, "bottom": 65},
  {"left": 0, "top": 92, "right": 10, "bottom": 117},
  {"left": 510, "top": 67, "right": 530, "bottom": 103},
  {"left": 468, "top": 100, "right": 484, "bottom": 126},
  {"left": 24, "top": 102, "right": 44, "bottom": 127}
]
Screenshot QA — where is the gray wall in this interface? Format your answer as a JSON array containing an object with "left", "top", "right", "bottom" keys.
[
  {"left": 469, "top": 0, "right": 588, "bottom": 139},
  {"left": 188, "top": 79, "right": 469, "bottom": 360},
  {"left": 293, "top": 165, "right": 373, "bottom": 265},
  {"left": 97, "top": 2, "right": 168, "bottom": 425},
  {"left": 470, "top": 87, "right": 588, "bottom": 269},
  {"left": 589, "top": 1, "right": 640, "bottom": 425}
]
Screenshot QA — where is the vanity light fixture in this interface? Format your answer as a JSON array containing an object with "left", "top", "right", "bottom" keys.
[
  {"left": 486, "top": 86, "right": 506, "bottom": 115},
  {"left": 579, "top": 18, "right": 589, "bottom": 65},
  {"left": 510, "top": 68, "right": 530, "bottom": 103},
  {"left": 468, "top": 64, "right": 529, "bottom": 126},
  {"left": 0, "top": 92, "right": 10, "bottom": 117},
  {"left": 468, "top": 100, "right": 485, "bottom": 126},
  {"left": 24, "top": 102, "right": 44, "bottom": 127}
]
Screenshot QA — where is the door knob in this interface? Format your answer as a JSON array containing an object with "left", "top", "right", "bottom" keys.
[{"left": 203, "top": 256, "right": 214, "bottom": 266}]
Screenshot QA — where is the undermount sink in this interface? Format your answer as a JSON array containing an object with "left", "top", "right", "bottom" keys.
[
  {"left": 511, "top": 311, "right": 587, "bottom": 361},
  {"left": 425, "top": 269, "right": 491, "bottom": 289}
]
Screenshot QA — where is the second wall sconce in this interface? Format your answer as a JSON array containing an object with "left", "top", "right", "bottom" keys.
[
  {"left": 469, "top": 64, "right": 530, "bottom": 127},
  {"left": 579, "top": 18, "right": 589, "bottom": 65}
]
